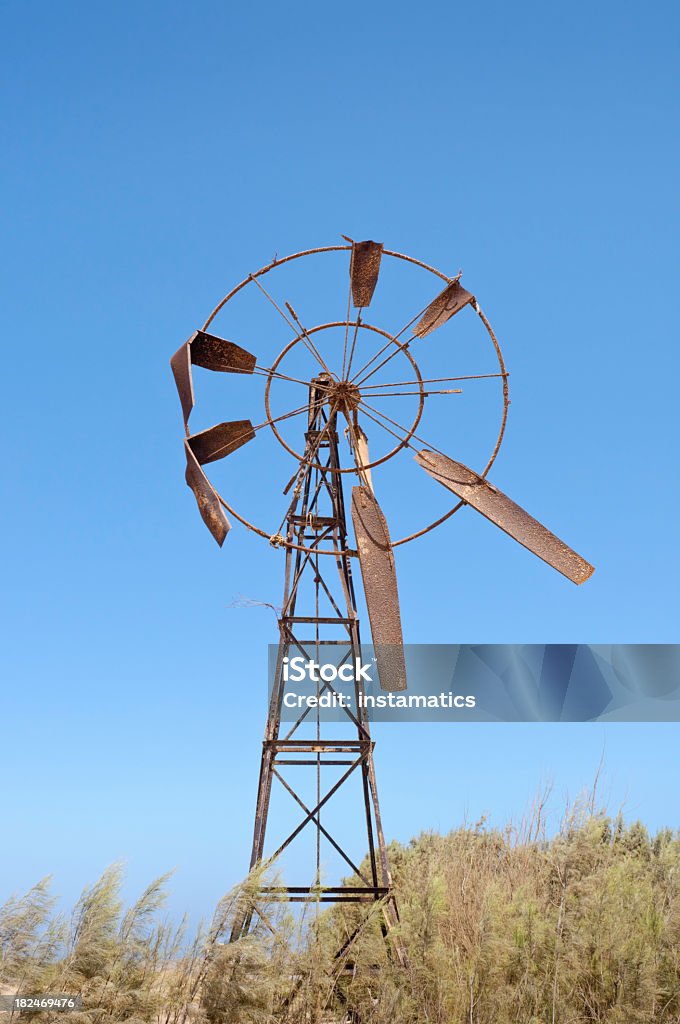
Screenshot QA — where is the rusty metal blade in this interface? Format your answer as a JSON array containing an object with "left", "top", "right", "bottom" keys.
[
  {"left": 415, "top": 450, "right": 595, "bottom": 584},
  {"left": 184, "top": 441, "right": 231, "bottom": 546},
  {"left": 170, "top": 341, "right": 195, "bottom": 426},
  {"left": 351, "top": 486, "right": 407, "bottom": 691},
  {"left": 187, "top": 420, "right": 255, "bottom": 465},
  {"left": 170, "top": 331, "right": 257, "bottom": 427},
  {"left": 191, "top": 331, "right": 257, "bottom": 374},
  {"left": 346, "top": 421, "right": 373, "bottom": 492},
  {"left": 413, "top": 280, "right": 474, "bottom": 338},
  {"left": 350, "top": 240, "right": 383, "bottom": 308}
]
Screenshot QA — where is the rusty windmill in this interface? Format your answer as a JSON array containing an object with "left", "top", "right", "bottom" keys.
[{"left": 170, "top": 240, "right": 594, "bottom": 967}]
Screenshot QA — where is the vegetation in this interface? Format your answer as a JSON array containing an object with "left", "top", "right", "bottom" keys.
[{"left": 2, "top": 795, "right": 680, "bottom": 1023}]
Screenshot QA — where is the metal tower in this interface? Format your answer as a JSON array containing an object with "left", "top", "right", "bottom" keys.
[{"left": 230, "top": 376, "right": 406, "bottom": 967}]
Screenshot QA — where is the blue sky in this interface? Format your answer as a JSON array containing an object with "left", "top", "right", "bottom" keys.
[{"left": 2, "top": 0, "right": 679, "bottom": 921}]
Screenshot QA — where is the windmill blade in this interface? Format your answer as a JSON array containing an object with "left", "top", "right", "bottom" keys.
[
  {"left": 170, "top": 340, "right": 195, "bottom": 427},
  {"left": 171, "top": 331, "right": 257, "bottom": 427},
  {"left": 348, "top": 423, "right": 373, "bottom": 492},
  {"left": 187, "top": 420, "right": 255, "bottom": 465},
  {"left": 415, "top": 450, "right": 595, "bottom": 585},
  {"left": 413, "top": 279, "right": 474, "bottom": 338},
  {"left": 349, "top": 240, "right": 383, "bottom": 308},
  {"left": 351, "top": 486, "right": 407, "bottom": 691},
  {"left": 184, "top": 441, "right": 231, "bottom": 546},
  {"left": 191, "top": 331, "right": 257, "bottom": 374}
]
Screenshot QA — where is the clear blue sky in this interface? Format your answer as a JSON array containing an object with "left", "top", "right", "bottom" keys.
[{"left": 2, "top": 1, "right": 679, "bottom": 921}]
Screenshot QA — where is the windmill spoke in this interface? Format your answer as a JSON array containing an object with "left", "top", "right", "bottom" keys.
[
  {"left": 254, "top": 402, "right": 314, "bottom": 436},
  {"left": 250, "top": 273, "right": 336, "bottom": 378},
  {"left": 352, "top": 337, "right": 416, "bottom": 388},
  {"left": 284, "top": 300, "right": 337, "bottom": 379},
  {"left": 360, "top": 372, "right": 508, "bottom": 389},
  {"left": 344, "top": 314, "right": 363, "bottom": 379},
  {"left": 340, "top": 267, "right": 353, "bottom": 379},
  {"left": 348, "top": 293, "right": 436, "bottom": 383},
  {"left": 361, "top": 388, "right": 462, "bottom": 397},
  {"left": 356, "top": 398, "right": 451, "bottom": 460}
]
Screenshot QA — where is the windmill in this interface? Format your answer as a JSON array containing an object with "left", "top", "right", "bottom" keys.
[{"left": 170, "top": 240, "right": 594, "bottom": 979}]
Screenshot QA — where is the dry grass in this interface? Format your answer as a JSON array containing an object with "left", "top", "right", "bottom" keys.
[{"left": 1, "top": 792, "right": 679, "bottom": 1023}]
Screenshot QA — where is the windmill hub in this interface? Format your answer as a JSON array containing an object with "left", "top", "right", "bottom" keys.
[{"left": 329, "top": 378, "right": 361, "bottom": 414}]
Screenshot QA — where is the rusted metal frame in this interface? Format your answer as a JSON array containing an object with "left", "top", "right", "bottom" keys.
[
  {"left": 292, "top": 639, "right": 354, "bottom": 645},
  {"left": 271, "top": 766, "right": 371, "bottom": 884},
  {"left": 264, "top": 326, "right": 425, "bottom": 477},
  {"left": 283, "top": 402, "right": 341, "bottom": 520},
  {"left": 284, "top": 403, "right": 350, "bottom": 618},
  {"left": 215, "top": 302, "right": 508, "bottom": 557},
  {"left": 267, "top": 755, "right": 364, "bottom": 865},
  {"left": 239, "top": 512, "right": 300, "bottom": 912},
  {"left": 328, "top": 419, "right": 372, "bottom": 739},
  {"left": 236, "top": 375, "right": 400, "bottom": 955},
  {"left": 329, "top": 430, "right": 381, "bottom": 894},
  {"left": 253, "top": 627, "right": 294, "bottom": 869},
  {"left": 365, "top": 757, "right": 409, "bottom": 968},
  {"left": 193, "top": 247, "right": 513, "bottom": 545},
  {"left": 248, "top": 903, "right": 278, "bottom": 937},
  {"left": 274, "top": 759, "right": 356, "bottom": 765},
  {"left": 360, "top": 745, "right": 380, "bottom": 889},
  {"left": 280, "top": 629, "right": 364, "bottom": 741},
  {"left": 281, "top": 535, "right": 334, "bottom": 618},
  {"left": 278, "top": 408, "right": 364, "bottom": 738},
  {"left": 263, "top": 313, "right": 507, "bottom": 551},
  {"left": 231, "top": 521, "right": 303, "bottom": 938},
  {"left": 284, "top": 615, "right": 354, "bottom": 624},
  {"left": 279, "top": 640, "right": 357, "bottom": 736},
  {"left": 312, "top": 571, "right": 346, "bottom": 621},
  {"left": 201, "top": 244, "right": 449, "bottom": 334},
  {"left": 260, "top": 886, "right": 389, "bottom": 896},
  {"left": 271, "top": 895, "right": 383, "bottom": 904},
  {"left": 280, "top": 420, "right": 322, "bottom": 618},
  {"left": 314, "top": 458, "right": 322, "bottom": 892},
  {"left": 266, "top": 739, "right": 371, "bottom": 751},
  {"left": 289, "top": 514, "right": 337, "bottom": 526},
  {"left": 246, "top": 745, "right": 275, "bottom": 873},
  {"left": 273, "top": 400, "right": 380, "bottom": 890}
]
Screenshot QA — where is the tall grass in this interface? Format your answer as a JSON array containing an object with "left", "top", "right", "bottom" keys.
[{"left": 1, "top": 794, "right": 679, "bottom": 1022}]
